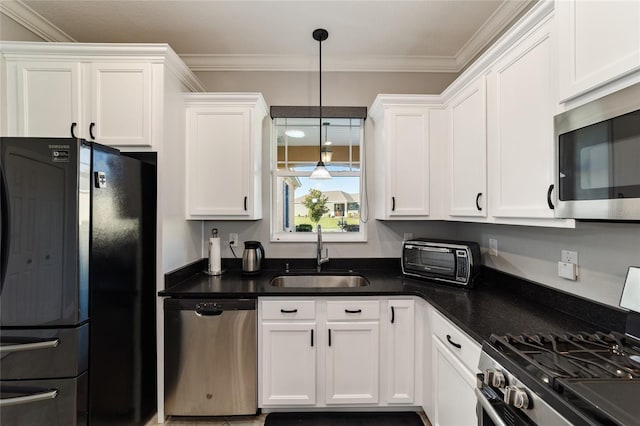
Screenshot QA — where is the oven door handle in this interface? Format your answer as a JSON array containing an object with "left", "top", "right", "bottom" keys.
[
  {"left": 0, "top": 389, "right": 58, "bottom": 407},
  {"left": 0, "top": 338, "right": 60, "bottom": 353},
  {"left": 475, "top": 387, "right": 508, "bottom": 426}
]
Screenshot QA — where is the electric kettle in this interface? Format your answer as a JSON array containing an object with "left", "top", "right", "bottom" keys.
[{"left": 242, "top": 241, "right": 265, "bottom": 274}]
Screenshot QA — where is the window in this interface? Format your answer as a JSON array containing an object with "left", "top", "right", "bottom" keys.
[{"left": 271, "top": 113, "right": 366, "bottom": 242}]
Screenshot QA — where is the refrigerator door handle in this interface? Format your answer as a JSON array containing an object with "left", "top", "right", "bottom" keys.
[
  {"left": 0, "top": 163, "right": 10, "bottom": 289},
  {"left": 0, "top": 338, "right": 60, "bottom": 354},
  {"left": 0, "top": 389, "right": 59, "bottom": 407}
]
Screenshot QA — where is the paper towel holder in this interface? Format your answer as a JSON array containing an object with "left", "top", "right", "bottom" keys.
[{"left": 205, "top": 228, "right": 224, "bottom": 276}]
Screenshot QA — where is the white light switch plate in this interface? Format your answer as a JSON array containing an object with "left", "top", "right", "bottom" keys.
[{"left": 489, "top": 239, "right": 498, "bottom": 256}]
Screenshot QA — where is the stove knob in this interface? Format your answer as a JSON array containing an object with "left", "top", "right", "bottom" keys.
[
  {"left": 504, "top": 386, "right": 531, "bottom": 409},
  {"left": 483, "top": 369, "right": 506, "bottom": 388},
  {"left": 491, "top": 371, "right": 506, "bottom": 388}
]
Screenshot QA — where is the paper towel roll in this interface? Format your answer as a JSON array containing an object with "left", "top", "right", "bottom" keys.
[{"left": 208, "top": 237, "right": 222, "bottom": 275}]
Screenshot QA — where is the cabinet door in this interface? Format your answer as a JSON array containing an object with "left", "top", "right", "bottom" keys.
[
  {"left": 8, "top": 61, "right": 82, "bottom": 138},
  {"left": 386, "top": 300, "right": 415, "bottom": 404},
  {"left": 185, "top": 106, "right": 255, "bottom": 218},
  {"left": 432, "top": 338, "right": 477, "bottom": 426},
  {"left": 447, "top": 77, "right": 487, "bottom": 217},
  {"left": 325, "top": 321, "right": 379, "bottom": 404},
  {"left": 558, "top": 0, "right": 640, "bottom": 102},
  {"left": 488, "top": 17, "right": 556, "bottom": 219},
  {"left": 385, "top": 107, "right": 430, "bottom": 218},
  {"left": 90, "top": 62, "right": 152, "bottom": 147},
  {"left": 261, "top": 322, "right": 316, "bottom": 406}
]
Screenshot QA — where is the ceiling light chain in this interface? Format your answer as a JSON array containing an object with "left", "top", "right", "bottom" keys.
[{"left": 310, "top": 28, "right": 331, "bottom": 180}]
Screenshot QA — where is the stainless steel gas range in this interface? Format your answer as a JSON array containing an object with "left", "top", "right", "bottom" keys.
[{"left": 476, "top": 332, "right": 640, "bottom": 426}]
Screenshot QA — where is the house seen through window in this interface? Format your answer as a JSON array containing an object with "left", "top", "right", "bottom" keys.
[{"left": 271, "top": 112, "right": 366, "bottom": 242}]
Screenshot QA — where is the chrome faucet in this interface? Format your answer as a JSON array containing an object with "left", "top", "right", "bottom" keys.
[{"left": 316, "top": 225, "right": 329, "bottom": 272}]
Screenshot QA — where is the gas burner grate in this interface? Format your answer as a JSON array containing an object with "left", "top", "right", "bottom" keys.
[{"left": 490, "top": 332, "right": 640, "bottom": 388}]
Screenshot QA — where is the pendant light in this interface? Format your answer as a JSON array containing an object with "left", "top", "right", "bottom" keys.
[
  {"left": 321, "top": 122, "right": 333, "bottom": 163},
  {"left": 310, "top": 28, "right": 331, "bottom": 180}
]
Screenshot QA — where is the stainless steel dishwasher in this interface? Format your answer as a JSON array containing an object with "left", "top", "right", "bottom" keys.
[{"left": 164, "top": 298, "right": 257, "bottom": 416}]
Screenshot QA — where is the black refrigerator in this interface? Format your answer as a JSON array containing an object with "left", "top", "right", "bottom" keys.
[{"left": 0, "top": 137, "right": 157, "bottom": 425}]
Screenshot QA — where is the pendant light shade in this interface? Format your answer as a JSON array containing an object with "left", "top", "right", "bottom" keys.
[{"left": 310, "top": 28, "right": 331, "bottom": 180}]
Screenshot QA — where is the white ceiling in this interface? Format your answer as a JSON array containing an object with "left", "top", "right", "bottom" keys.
[{"left": 2, "top": 0, "right": 533, "bottom": 72}]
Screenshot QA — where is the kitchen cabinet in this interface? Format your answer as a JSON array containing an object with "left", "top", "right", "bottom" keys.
[
  {"left": 487, "top": 15, "right": 558, "bottom": 221},
  {"left": 385, "top": 299, "right": 415, "bottom": 404},
  {"left": 431, "top": 310, "right": 480, "bottom": 426},
  {"left": 325, "top": 300, "right": 380, "bottom": 404},
  {"left": 369, "top": 95, "right": 442, "bottom": 220},
  {"left": 260, "top": 300, "right": 317, "bottom": 406},
  {"left": 446, "top": 77, "right": 487, "bottom": 218},
  {"left": 557, "top": 0, "right": 640, "bottom": 103},
  {"left": 3, "top": 56, "right": 154, "bottom": 147},
  {"left": 184, "top": 93, "right": 267, "bottom": 220},
  {"left": 259, "top": 297, "right": 418, "bottom": 409}
]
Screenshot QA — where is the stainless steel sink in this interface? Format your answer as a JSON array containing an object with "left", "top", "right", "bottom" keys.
[{"left": 270, "top": 274, "right": 370, "bottom": 288}]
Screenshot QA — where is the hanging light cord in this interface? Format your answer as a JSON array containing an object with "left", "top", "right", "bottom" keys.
[{"left": 318, "top": 32, "right": 323, "bottom": 161}]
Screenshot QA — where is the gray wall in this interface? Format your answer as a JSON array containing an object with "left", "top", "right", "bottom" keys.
[
  {"left": 197, "top": 70, "right": 459, "bottom": 261},
  {"left": 198, "top": 70, "right": 639, "bottom": 310}
]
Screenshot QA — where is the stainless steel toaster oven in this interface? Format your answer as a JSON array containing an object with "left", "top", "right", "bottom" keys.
[{"left": 402, "top": 239, "right": 481, "bottom": 287}]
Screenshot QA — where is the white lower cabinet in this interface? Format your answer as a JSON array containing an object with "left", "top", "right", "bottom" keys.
[
  {"left": 325, "top": 321, "right": 379, "bottom": 404},
  {"left": 261, "top": 322, "right": 317, "bottom": 405},
  {"left": 259, "top": 297, "right": 417, "bottom": 409},
  {"left": 431, "top": 310, "right": 480, "bottom": 426}
]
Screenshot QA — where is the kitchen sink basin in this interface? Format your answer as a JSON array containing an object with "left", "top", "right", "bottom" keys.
[{"left": 270, "top": 274, "right": 370, "bottom": 288}]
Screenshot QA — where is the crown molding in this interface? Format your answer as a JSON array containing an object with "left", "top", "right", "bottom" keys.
[
  {"left": 0, "top": 0, "right": 75, "bottom": 42},
  {"left": 454, "top": 0, "right": 533, "bottom": 70},
  {"left": 180, "top": 54, "right": 459, "bottom": 73}
]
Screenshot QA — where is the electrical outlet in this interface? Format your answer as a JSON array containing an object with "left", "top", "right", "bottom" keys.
[
  {"left": 229, "top": 233, "right": 239, "bottom": 247},
  {"left": 403, "top": 233, "right": 413, "bottom": 241},
  {"left": 489, "top": 238, "right": 498, "bottom": 256},
  {"left": 561, "top": 250, "right": 578, "bottom": 265}
]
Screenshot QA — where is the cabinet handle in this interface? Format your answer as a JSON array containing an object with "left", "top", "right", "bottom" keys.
[
  {"left": 344, "top": 309, "right": 362, "bottom": 314},
  {"left": 328, "top": 329, "right": 332, "bottom": 347},
  {"left": 392, "top": 196, "right": 396, "bottom": 211},
  {"left": 280, "top": 308, "right": 298, "bottom": 314},
  {"left": 244, "top": 196, "right": 248, "bottom": 211},
  {"left": 391, "top": 306, "right": 395, "bottom": 324},
  {"left": 547, "top": 184, "right": 555, "bottom": 210},
  {"left": 475, "top": 193, "right": 482, "bottom": 211},
  {"left": 70, "top": 122, "right": 77, "bottom": 139},
  {"left": 311, "top": 329, "right": 314, "bottom": 347},
  {"left": 89, "top": 122, "right": 96, "bottom": 140},
  {"left": 446, "top": 334, "right": 462, "bottom": 349}
]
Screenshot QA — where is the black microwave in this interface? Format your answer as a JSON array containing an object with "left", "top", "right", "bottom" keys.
[
  {"left": 402, "top": 239, "right": 481, "bottom": 288},
  {"left": 555, "top": 82, "right": 640, "bottom": 220}
]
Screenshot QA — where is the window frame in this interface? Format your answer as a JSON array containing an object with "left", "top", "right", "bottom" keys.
[{"left": 270, "top": 115, "right": 367, "bottom": 243}]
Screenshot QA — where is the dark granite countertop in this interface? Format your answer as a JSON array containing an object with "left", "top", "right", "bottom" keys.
[{"left": 159, "top": 258, "right": 627, "bottom": 345}]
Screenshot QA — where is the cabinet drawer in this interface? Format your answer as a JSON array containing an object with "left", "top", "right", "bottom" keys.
[
  {"left": 432, "top": 310, "right": 480, "bottom": 372},
  {"left": 261, "top": 300, "right": 316, "bottom": 320},
  {"left": 326, "top": 300, "right": 380, "bottom": 321}
]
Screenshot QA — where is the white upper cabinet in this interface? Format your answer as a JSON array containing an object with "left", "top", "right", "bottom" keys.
[
  {"left": 370, "top": 95, "right": 441, "bottom": 220},
  {"left": 184, "top": 93, "right": 267, "bottom": 220},
  {"left": 557, "top": 0, "right": 640, "bottom": 103},
  {"left": 7, "top": 60, "right": 82, "bottom": 138},
  {"left": 2, "top": 49, "right": 156, "bottom": 147},
  {"left": 89, "top": 62, "right": 153, "bottom": 147},
  {"left": 446, "top": 77, "right": 487, "bottom": 218},
  {"left": 487, "top": 15, "right": 557, "bottom": 220}
]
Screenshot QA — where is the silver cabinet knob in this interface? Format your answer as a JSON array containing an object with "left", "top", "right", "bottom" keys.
[{"left": 504, "top": 386, "right": 531, "bottom": 409}]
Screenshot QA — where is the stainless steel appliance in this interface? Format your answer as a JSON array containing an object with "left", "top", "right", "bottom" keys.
[
  {"left": 554, "top": 82, "right": 640, "bottom": 220},
  {"left": 0, "top": 137, "right": 156, "bottom": 425},
  {"left": 164, "top": 298, "right": 257, "bottom": 416},
  {"left": 402, "top": 239, "right": 481, "bottom": 287},
  {"left": 476, "top": 332, "right": 640, "bottom": 426},
  {"left": 242, "top": 241, "right": 265, "bottom": 275}
]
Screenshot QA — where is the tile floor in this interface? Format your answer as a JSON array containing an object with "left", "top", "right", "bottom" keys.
[{"left": 146, "top": 411, "right": 432, "bottom": 426}]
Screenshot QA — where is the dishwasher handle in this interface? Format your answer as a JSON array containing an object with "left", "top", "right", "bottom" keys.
[{"left": 195, "top": 302, "right": 224, "bottom": 317}]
